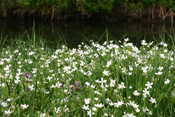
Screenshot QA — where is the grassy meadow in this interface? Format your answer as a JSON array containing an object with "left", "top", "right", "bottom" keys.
[{"left": 0, "top": 33, "right": 175, "bottom": 117}]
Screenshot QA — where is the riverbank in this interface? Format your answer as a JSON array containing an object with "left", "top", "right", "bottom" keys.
[
  {"left": 1, "top": 8, "right": 174, "bottom": 22},
  {"left": 1, "top": 1, "right": 175, "bottom": 23}
]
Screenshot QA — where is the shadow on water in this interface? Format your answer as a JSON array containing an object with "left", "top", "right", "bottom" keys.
[{"left": 0, "top": 19, "right": 175, "bottom": 48}]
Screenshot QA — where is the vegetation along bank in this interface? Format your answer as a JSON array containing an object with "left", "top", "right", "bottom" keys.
[{"left": 1, "top": 0, "right": 175, "bottom": 22}]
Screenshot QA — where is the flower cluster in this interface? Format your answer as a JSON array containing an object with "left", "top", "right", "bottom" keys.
[{"left": 0, "top": 39, "right": 175, "bottom": 116}]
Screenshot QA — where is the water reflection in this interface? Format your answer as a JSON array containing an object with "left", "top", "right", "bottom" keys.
[{"left": 0, "top": 19, "right": 174, "bottom": 48}]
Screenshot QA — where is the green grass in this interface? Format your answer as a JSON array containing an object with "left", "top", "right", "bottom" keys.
[{"left": 0, "top": 33, "right": 175, "bottom": 117}]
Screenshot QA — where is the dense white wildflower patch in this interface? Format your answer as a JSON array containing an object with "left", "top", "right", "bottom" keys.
[{"left": 0, "top": 39, "right": 175, "bottom": 116}]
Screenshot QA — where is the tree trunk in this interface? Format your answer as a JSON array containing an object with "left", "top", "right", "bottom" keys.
[
  {"left": 152, "top": 8, "right": 154, "bottom": 19},
  {"left": 159, "top": 5, "right": 162, "bottom": 18},
  {"left": 148, "top": 5, "right": 151, "bottom": 20},
  {"left": 51, "top": 5, "right": 55, "bottom": 21},
  {"left": 140, "top": 9, "right": 142, "bottom": 18},
  {"left": 170, "top": 9, "right": 174, "bottom": 24},
  {"left": 162, "top": 8, "right": 171, "bottom": 21}
]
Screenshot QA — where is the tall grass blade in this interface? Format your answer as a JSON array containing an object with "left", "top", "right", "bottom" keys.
[
  {"left": 0, "top": 35, "right": 7, "bottom": 48},
  {"left": 32, "top": 20, "right": 36, "bottom": 47}
]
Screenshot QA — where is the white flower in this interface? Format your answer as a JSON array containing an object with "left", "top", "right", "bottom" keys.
[
  {"left": 133, "top": 91, "right": 140, "bottom": 96},
  {"left": 141, "top": 66, "right": 149, "bottom": 74},
  {"left": 55, "top": 82, "right": 62, "bottom": 88},
  {"left": 105, "top": 84, "right": 109, "bottom": 88},
  {"left": 143, "top": 107, "right": 149, "bottom": 112},
  {"left": 55, "top": 107, "right": 61, "bottom": 113},
  {"left": 160, "top": 53, "right": 165, "bottom": 59},
  {"left": 87, "top": 110, "right": 92, "bottom": 117},
  {"left": 92, "top": 107, "right": 97, "bottom": 111},
  {"left": 85, "top": 82, "right": 90, "bottom": 86},
  {"left": 135, "top": 108, "right": 140, "bottom": 113},
  {"left": 149, "top": 111, "right": 152, "bottom": 115},
  {"left": 123, "top": 112, "right": 136, "bottom": 117},
  {"left": 132, "top": 46, "right": 140, "bottom": 53},
  {"left": 5, "top": 110, "right": 13, "bottom": 115},
  {"left": 1, "top": 102, "right": 8, "bottom": 107},
  {"left": 47, "top": 76, "right": 52, "bottom": 81},
  {"left": 141, "top": 40, "right": 147, "bottom": 46},
  {"left": 150, "top": 97, "right": 156, "bottom": 104},
  {"left": 104, "top": 113, "right": 108, "bottom": 116},
  {"left": 155, "top": 71, "right": 163, "bottom": 75},
  {"left": 94, "top": 97, "right": 99, "bottom": 101},
  {"left": 163, "top": 43, "right": 168, "bottom": 47},
  {"left": 29, "top": 51, "right": 35, "bottom": 56},
  {"left": 14, "top": 79, "right": 21, "bottom": 84},
  {"left": 103, "top": 70, "right": 110, "bottom": 76},
  {"left": 124, "top": 38, "right": 129, "bottom": 42},
  {"left": 132, "top": 103, "right": 139, "bottom": 109},
  {"left": 137, "top": 58, "right": 142, "bottom": 63},
  {"left": 121, "top": 67, "right": 127, "bottom": 73},
  {"left": 118, "top": 82, "right": 126, "bottom": 89},
  {"left": 128, "top": 72, "right": 132, "bottom": 75},
  {"left": 129, "top": 86, "right": 132, "bottom": 89},
  {"left": 164, "top": 79, "right": 170, "bottom": 84},
  {"left": 143, "top": 88, "right": 150, "bottom": 97},
  {"left": 95, "top": 80, "right": 101, "bottom": 83},
  {"left": 106, "top": 98, "right": 111, "bottom": 102},
  {"left": 110, "top": 79, "right": 115, "bottom": 85},
  {"left": 7, "top": 98, "right": 13, "bottom": 102},
  {"left": 21, "top": 104, "right": 29, "bottom": 109},
  {"left": 99, "top": 78, "right": 107, "bottom": 85},
  {"left": 94, "top": 103, "right": 104, "bottom": 108},
  {"left": 118, "top": 101, "right": 124, "bottom": 106},
  {"left": 109, "top": 102, "right": 114, "bottom": 106},
  {"left": 158, "top": 66, "right": 163, "bottom": 71},
  {"left": 28, "top": 60, "right": 33, "bottom": 64},
  {"left": 63, "top": 66, "right": 71, "bottom": 72},
  {"left": 17, "top": 61, "right": 21, "bottom": 64},
  {"left": 4, "top": 65, "right": 10, "bottom": 71},
  {"left": 128, "top": 96, "right": 131, "bottom": 99},
  {"left": 145, "top": 82, "right": 153, "bottom": 89},
  {"left": 110, "top": 82, "right": 115, "bottom": 87},
  {"left": 169, "top": 57, "right": 174, "bottom": 61},
  {"left": 40, "top": 113, "right": 46, "bottom": 117},
  {"left": 85, "top": 98, "right": 91, "bottom": 105},
  {"left": 106, "top": 60, "right": 112, "bottom": 67},
  {"left": 114, "top": 101, "right": 124, "bottom": 107},
  {"left": 82, "top": 105, "right": 89, "bottom": 110},
  {"left": 91, "top": 85, "right": 95, "bottom": 88},
  {"left": 50, "top": 84, "right": 56, "bottom": 88},
  {"left": 0, "top": 61, "right": 4, "bottom": 65},
  {"left": 114, "top": 89, "right": 118, "bottom": 93},
  {"left": 28, "top": 84, "right": 34, "bottom": 90}
]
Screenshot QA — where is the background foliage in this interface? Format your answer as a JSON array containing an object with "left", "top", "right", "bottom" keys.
[{"left": 0, "top": 0, "right": 175, "bottom": 21}]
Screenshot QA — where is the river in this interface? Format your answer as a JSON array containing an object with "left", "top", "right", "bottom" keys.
[{"left": 0, "top": 19, "right": 174, "bottom": 48}]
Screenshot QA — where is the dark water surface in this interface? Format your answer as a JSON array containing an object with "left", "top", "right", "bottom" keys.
[{"left": 0, "top": 19, "right": 174, "bottom": 48}]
